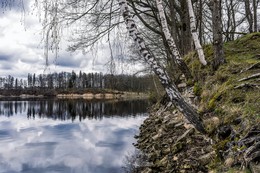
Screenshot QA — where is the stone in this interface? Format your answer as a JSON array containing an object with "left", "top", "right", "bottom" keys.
[
  {"left": 147, "top": 153, "right": 158, "bottom": 162},
  {"left": 173, "top": 156, "right": 178, "bottom": 161},
  {"left": 204, "top": 116, "right": 220, "bottom": 132},
  {"left": 218, "top": 125, "right": 232, "bottom": 140},
  {"left": 199, "top": 151, "right": 216, "bottom": 165},
  {"left": 224, "top": 157, "right": 234, "bottom": 167},
  {"left": 162, "top": 147, "right": 171, "bottom": 155},
  {"left": 250, "top": 162, "right": 260, "bottom": 173},
  {"left": 177, "top": 83, "right": 187, "bottom": 88},
  {"left": 152, "top": 129, "right": 164, "bottom": 140},
  {"left": 184, "top": 123, "right": 193, "bottom": 129},
  {"left": 174, "top": 122, "right": 184, "bottom": 127},
  {"left": 166, "top": 119, "right": 180, "bottom": 128},
  {"left": 141, "top": 168, "right": 153, "bottom": 173},
  {"left": 156, "top": 156, "right": 168, "bottom": 167}
]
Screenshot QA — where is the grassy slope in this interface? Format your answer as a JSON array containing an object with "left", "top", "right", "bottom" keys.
[
  {"left": 186, "top": 33, "right": 259, "bottom": 122},
  {"left": 185, "top": 33, "right": 260, "bottom": 171}
]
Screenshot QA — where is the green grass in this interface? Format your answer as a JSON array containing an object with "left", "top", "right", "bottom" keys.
[
  {"left": 185, "top": 33, "right": 260, "bottom": 122},
  {"left": 184, "top": 33, "right": 260, "bottom": 171}
]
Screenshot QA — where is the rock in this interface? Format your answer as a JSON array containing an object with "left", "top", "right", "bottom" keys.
[
  {"left": 178, "top": 83, "right": 187, "bottom": 88},
  {"left": 154, "top": 117, "right": 162, "bottom": 124},
  {"left": 162, "top": 147, "right": 171, "bottom": 155},
  {"left": 174, "top": 122, "right": 184, "bottom": 127},
  {"left": 171, "top": 142, "right": 183, "bottom": 154},
  {"left": 163, "top": 114, "right": 171, "bottom": 123},
  {"left": 250, "top": 162, "right": 260, "bottom": 173},
  {"left": 204, "top": 116, "right": 220, "bottom": 132},
  {"left": 232, "top": 117, "right": 242, "bottom": 125},
  {"left": 182, "top": 164, "right": 192, "bottom": 169},
  {"left": 155, "top": 156, "right": 168, "bottom": 167},
  {"left": 166, "top": 119, "right": 180, "bottom": 128},
  {"left": 184, "top": 123, "right": 193, "bottom": 129},
  {"left": 199, "top": 151, "right": 216, "bottom": 165},
  {"left": 153, "top": 143, "right": 160, "bottom": 150},
  {"left": 135, "top": 103, "right": 214, "bottom": 172},
  {"left": 218, "top": 125, "right": 232, "bottom": 140},
  {"left": 134, "top": 134, "right": 139, "bottom": 139},
  {"left": 141, "top": 168, "right": 153, "bottom": 173},
  {"left": 147, "top": 153, "right": 158, "bottom": 162},
  {"left": 152, "top": 128, "right": 164, "bottom": 140},
  {"left": 224, "top": 157, "right": 234, "bottom": 167},
  {"left": 173, "top": 156, "right": 178, "bottom": 161}
]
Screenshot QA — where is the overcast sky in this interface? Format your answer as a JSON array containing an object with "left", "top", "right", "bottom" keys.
[{"left": 0, "top": 0, "right": 143, "bottom": 79}]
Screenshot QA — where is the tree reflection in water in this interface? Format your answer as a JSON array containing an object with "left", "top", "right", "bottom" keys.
[
  {"left": 0, "top": 99, "right": 149, "bottom": 121},
  {"left": 0, "top": 98, "right": 149, "bottom": 173}
]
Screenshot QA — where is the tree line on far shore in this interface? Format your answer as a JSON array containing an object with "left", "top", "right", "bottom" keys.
[{"left": 0, "top": 71, "right": 155, "bottom": 96}]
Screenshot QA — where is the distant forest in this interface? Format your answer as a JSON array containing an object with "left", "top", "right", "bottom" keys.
[{"left": 0, "top": 71, "right": 155, "bottom": 96}]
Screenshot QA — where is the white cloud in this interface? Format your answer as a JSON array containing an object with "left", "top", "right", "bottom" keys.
[
  {"left": 0, "top": 0, "right": 146, "bottom": 79},
  {"left": 0, "top": 111, "right": 147, "bottom": 172}
]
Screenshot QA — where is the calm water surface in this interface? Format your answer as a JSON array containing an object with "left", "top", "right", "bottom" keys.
[{"left": 0, "top": 99, "right": 149, "bottom": 173}]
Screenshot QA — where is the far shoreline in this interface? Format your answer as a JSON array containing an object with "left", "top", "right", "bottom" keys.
[{"left": 0, "top": 91, "right": 149, "bottom": 100}]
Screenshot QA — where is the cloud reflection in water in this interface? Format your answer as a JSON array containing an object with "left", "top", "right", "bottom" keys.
[{"left": 0, "top": 99, "right": 148, "bottom": 173}]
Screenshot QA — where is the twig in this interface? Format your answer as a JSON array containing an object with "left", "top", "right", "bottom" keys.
[
  {"left": 238, "top": 73, "right": 260, "bottom": 82},
  {"left": 240, "top": 62, "right": 260, "bottom": 73},
  {"left": 234, "top": 83, "right": 260, "bottom": 89}
]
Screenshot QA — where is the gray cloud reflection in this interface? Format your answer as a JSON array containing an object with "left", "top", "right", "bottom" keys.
[{"left": 0, "top": 100, "right": 148, "bottom": 173}]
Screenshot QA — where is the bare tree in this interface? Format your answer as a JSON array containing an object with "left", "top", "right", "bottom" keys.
[
  {"left": 253, "top": 0, "right": 258, "bottom": 32},
  {"left": 155, "top": 0, "right": 192, "bottom": 79},
  {"left": 119, "top": 0, "right": 206, "bottom": 133},
  {"left": 209, "top": 0, "right": 226, "bottom": 70},
  {"left": 186, "top": 0, "right": 207, "bottom": 65},
  {"left": 245, "top": 0, "right": 254, "bottom": 33}
]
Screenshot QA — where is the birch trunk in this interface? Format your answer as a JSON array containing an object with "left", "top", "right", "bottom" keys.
[
  {"left": 118, "top": 0, "right": 206, "bottom": 134},
  {"left": 155, "top": 0, "right": 192, "bottom": 80},
  {"left": 186, "top": 0, "right": 207, "bottom": 65}
]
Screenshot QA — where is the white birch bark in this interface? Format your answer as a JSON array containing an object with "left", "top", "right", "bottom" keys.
[
  {"left": 118, "top": 0, "right": 206, "bottom": 134},
  {"left": 155, "top": 0, "right": 182, "bottom": 63},
  {"left": 155, "top": 0, "right": 192, "bottom": 79},
  {"left": 187, "top": 0, "right": 207, "bottom": 65}
]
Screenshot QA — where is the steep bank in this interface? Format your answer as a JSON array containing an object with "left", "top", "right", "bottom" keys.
[{"left": 133, "top": 33, "right": 260, "bottom": 172}]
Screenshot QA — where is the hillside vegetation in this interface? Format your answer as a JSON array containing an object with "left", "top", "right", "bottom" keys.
[
  {"left": 186, "top": 32, "right": 260, "bottom": 172},
  {"left": 186, "top": 32, "right": 259, "bottom": 128},
  {"left": 133, "top": 33, "right": 260, "bottom": 173}
]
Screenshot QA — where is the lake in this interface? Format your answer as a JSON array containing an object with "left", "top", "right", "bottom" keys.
[{"left": 0, "top": 99, "right": 149, "bottom": 173}]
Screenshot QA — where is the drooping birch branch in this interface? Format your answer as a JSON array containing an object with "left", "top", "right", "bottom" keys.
[
  {"left": 187, "top": 0, "right": 207, "bottom": 65},
  {"left": 155, "top": 0, "right": 192, "bottom": 79},
  {"left": 118, "top": 0, "right": 206, "bottom": 134}
]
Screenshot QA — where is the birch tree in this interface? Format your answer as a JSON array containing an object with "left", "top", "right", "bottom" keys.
[
  {"left": 1, "top": 0, "right": 207, "bottom": 133},
  {"left": 186, "top": 0, "right": 207, "bottom": 65},
  {"left": 119, "top": 0, "right": 206, "bottom": 134},
  {"left": 155, "top": 0, "right": 192, "bottom": 79}
]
